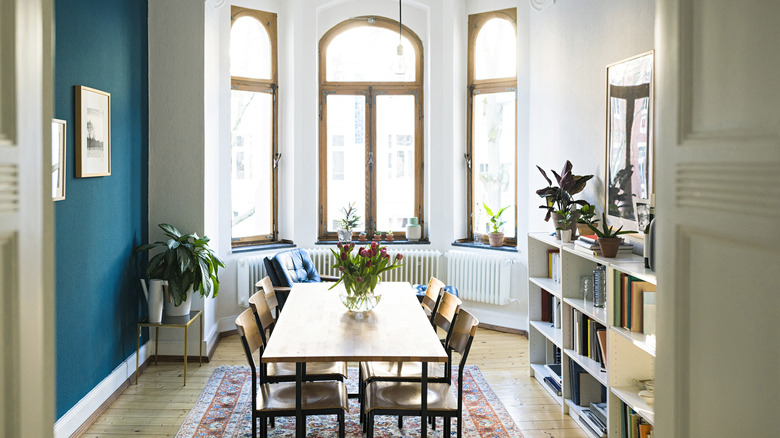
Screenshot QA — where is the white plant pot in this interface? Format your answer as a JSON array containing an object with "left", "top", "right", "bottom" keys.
[
  {"left": 140, "top": 279, "right": 166, "bottom": 323},
  {"left": 164, "top": 287, "right": 193, "bottom": 317},
  {"left": 559, "top": 229, "right": 572, "bottom": 243}
]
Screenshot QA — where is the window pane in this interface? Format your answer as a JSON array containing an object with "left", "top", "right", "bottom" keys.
[
  {"left": 472, "top": 91, "right": 516, "bottom": 239},
  {"left": 326, "top": 27, "right": 415, "bottom": 82},
  {"left": 376, "top": 95, "right": 415, "bottom": 232},
  {"left": 475, "top": 18, "right": 516, "bottom": 80},
  {"left": 231, "top": 90, "right": 272, "bottom": 239},
  {"left": 231, "top": 16, "right": 272, "bottom": 79},
  {"left": 327, "top": 95, "right": 366, "bottom": 232}
]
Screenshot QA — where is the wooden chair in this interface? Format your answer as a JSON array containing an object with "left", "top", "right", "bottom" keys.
[
  {"left": 363, "top": 309, "right": 479, "bottom": 438},
  {"left": 358, "top": 290, "right": 462, "bottom": 425},
  {"left": 235, "top": 309, "right": 348, "bottom": 438},
  {"left": 420, "top": 277, "right": 445, "bottom": 326},
  {"left": 247, "top": 287, "right": 348, "bottom": 383}
]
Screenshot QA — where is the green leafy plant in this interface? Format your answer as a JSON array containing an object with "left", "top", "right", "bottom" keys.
[
  {"left": 135, "top": 224, "right": 225, "bottom": 306},
  {"left": 583, "top": 212, "right": 638, "bottom": 239},
  {"left": 536, "top": 161, "right": 594, "bottom": 222},
  {"left": 483, "top": 203, "right": 510, "bottom": 233},
  {"left": 339, "top": 202, "right": 361, "bottom": 231},
  {"left": 577, "top": 203, "right": 599, "bottom": 227},
  {"left": 555, "top": 209, "right": 575, "bottom": 230}
]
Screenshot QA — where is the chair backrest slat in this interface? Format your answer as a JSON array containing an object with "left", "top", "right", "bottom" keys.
[
  {"left": 433, "top": 291, "right": 462, "bottom": 334},
  {"left": 421, "top": 277, "right": 445, "bottom": 315},
  {"left": 235, "top": 308, "right": 264, "bottom": 362},
  {"left": 257, "top": 276, "right": 279, "bottom": 311},
  {"left": 248, "top": 287, "right": 275, "bottom": 332},
  {"left": 448, "top": 309, "right": 479, "bottom": 356}
]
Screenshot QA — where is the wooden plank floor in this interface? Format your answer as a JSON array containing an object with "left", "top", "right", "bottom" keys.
[{"left": 82, "top": 328, "right": 587, "bottom": 437}]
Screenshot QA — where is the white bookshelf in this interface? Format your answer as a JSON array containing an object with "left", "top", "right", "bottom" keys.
[{"left": 528, "top": 232, "right": 658, "bottom": 437}]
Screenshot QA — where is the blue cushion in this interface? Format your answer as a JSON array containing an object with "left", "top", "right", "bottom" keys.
[
  {"left": 412, "top": 284, "right": 459, "bottom": 302},
  {"left": 270, "top": 249, "right": 321, "bottom": 288}
]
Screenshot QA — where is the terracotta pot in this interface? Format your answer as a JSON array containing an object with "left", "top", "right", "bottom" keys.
[
  {"left": 576, "top": 223, "right": 592, "bottom": 238},
  {"left": 488, "top": 232, "right": 504, "bottom": 247},
  {"left": 597, "top": 237, "right": 623, "bottom": 258}
]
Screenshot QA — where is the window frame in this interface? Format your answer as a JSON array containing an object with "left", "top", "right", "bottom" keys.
[
  {"left": 318, "top": 17, "right": 425, "bottom": 241},
  {"left": 230, "top": 7, "right": 279, "bottom": 247},
  {"left": 466, "top": 8, "right": 518, "bottom": 247}
]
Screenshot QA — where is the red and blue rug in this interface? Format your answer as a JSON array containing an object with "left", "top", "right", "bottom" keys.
[{"left": 176, "top": 365, "right": 521, "bottom": 437}]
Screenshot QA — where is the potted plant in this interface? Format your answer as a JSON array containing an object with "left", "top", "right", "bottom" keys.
[
  {"left": 536, "top": 161, "right": 593, "bottom": 237},
  {"left": 555, "top": 209, "right": 575, "bottom": 243},
  {"left": 576, "top": 203, "right": 598, "bottom": 237},
  {"left": 135, "top": 224, "right": 225, "bottom": 316},
  {"left": 582, "top": 213, "right": 637, "bottom": 257},
  {"left": 337, "top": 202, "right": 361, "bottom": 243},
  {"left": 330, "top": 241, "right": 403, "bottom": 312},
  {"left": 483, "top": 203, "right": 510, "bottom": 247}
]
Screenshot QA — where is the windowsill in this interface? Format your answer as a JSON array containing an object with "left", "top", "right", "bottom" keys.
[
  {"left": 231, "top": 241, "right": 296, "bottom": 254},
  {"left": 315, "top": 239, "right": 431, "bottom": 246},
  {"left": 451, "top": 241, "right": 519, "bottom": 253}
]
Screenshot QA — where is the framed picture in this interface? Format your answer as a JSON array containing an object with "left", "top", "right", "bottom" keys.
[
  {"left": 75, "top": 86, "right": 111, "bottom": 177},
  {"left": 52, "top": 119, "right": 66, "bottom": 201},
  {"left": 633, "top": 197, "right": 651, "bottom": 232},
  {"left": 604, "top": 51, "right": 653, "bottom": 231}
]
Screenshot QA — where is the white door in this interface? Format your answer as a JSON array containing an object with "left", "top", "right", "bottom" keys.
[
  {"left": 655, "top": 1, "right": 780, "bottom": 436},
  {"left": 0, "top": 0, "right": 55, "bottom": 436}
]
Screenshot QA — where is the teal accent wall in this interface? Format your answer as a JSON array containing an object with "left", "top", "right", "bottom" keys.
[{"left": 54, "top": 0, "right": 148, "bottom": 419}]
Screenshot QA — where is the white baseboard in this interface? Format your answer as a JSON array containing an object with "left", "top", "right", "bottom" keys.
[
  {"left": 217, "top": 314, "right": 238, "bottom": 334},
  {"left": 460, "top": 300, "right": 527, "bottom": 331},
  {"left": 54, "top": 342, "right": 151, "bottom": 438}
]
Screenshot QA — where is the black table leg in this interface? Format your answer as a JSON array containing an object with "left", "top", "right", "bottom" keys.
[
  {"left": 295, "top": 362, "right": 306, "bottom": 438},
  {"left": 421, "top": 361, "right": 427, "bottom": 438}
]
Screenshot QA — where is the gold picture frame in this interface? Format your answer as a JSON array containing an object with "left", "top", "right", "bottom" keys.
[
  {"left": 75, "top": 85, "right": 111, "bottom": 177},
  {"left": 604, "top": 51, "right": 654, "bottom": 231},
  {"left": 52, "top": 119, "right": 66, "bottom": 201}
]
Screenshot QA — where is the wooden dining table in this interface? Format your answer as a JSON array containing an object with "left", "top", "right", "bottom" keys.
[{"left": 261, "top": 281, "right": 448, "bottom": 438}]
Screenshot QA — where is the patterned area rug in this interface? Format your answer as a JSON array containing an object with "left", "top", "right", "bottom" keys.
[{"left": 176, "top": 365, "right": 521, "bottom": 437}]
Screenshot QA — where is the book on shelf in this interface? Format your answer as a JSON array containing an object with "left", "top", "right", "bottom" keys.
[
  {"left": 571, "top": 308, "right": 606, "bottom": 367},
  {"left": 580, "top": 408, "right": 607, "bottom": 438},
  {"left": 621, "top": 401, "right": 653, "bottom": 438},
  {"left": 596, "top": 329, "right": 607, "bottom": 370},
  {"left": 543, "top": 376, "right": 562, "bottom": 396},
  {"left": 616, "top": 273, "right": 657, "bottom": 333},
  {"left": 544, "top": 363, "right": 562, "bottom": 386},
  {"left": 547, "top": 249, "right": 560, "bottom": 282},
  {"left": 643, "top": 291, "right": 656, "bottom": 336},
  {"left": 569, "top": 360, "right": 605, "bottom": 406},
  {"left": 540, "top": 289, "right": 553, "bottom": 323},
  {"left": 590, "top": 401, "right": 607, "bottom": 426},
  {"left": 573, "top": 242, "right": 634, "bottom": 257},
  {"left": 553, "top": 297, "right": 562, "bottom": 328}
]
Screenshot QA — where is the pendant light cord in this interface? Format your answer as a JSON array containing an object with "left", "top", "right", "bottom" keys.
[{"left": 399, "top": 0, "right": 402, "bottom": 43}]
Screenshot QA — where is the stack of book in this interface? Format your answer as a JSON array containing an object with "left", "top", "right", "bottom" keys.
[
  {"left": 621, "top": 401, "right": 654, "bottom": 437},
  {"left": 543, "top": 363, "right": 562, "bottom": 396},
  {"left": 574, "top": 234, "right": 634, "bottom": 257},
  {"left": 571, "top": 309, "right": 607, "bottom": 369}
]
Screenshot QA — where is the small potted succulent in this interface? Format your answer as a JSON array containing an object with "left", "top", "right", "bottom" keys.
[
  {"left": 582, "top": 212, "right": 637, "bottom": 257},
  {"left": 536, "top": 161, "right": 593, "bottom": 238},
  {"left": 337, "top": 202, "right": 361, "bottom": 243},
  {"left": 576, "top": 203, "right": 598, "bottom": 237},
  {"left": 483, "top": 203, "right": 510, "bottom": 247}
]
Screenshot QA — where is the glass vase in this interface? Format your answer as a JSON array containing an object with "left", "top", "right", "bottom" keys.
[{"left": 338, "top": 281, "right": 382, "bottom": 313}]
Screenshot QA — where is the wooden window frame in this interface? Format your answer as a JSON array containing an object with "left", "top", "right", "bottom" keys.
[
  {"left": 465, "top": 8, "right": 518, "bottom": 247},
  {"left": 317, "top": 17, "right": 424, "bottom": 242},
  {"left": 230, "top": 7, "right": 280, "bottom": 247}
]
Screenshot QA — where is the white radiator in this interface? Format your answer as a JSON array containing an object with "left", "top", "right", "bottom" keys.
[
  {"left": 236, "top": 255, "right": 267, "bottom": 307},
  {"left": 446, "top": 250, "right": 513, "bottom": 305},
  {"left": 307, "top": 248, "right": 442, "bottom": 286}
]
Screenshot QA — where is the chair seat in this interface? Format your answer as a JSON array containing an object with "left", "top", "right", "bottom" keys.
[
  {"left": 364, "top": 381, "right": 457, "bottom": 413},
  {"left": 360, "top": 361, "right": 445, "bottom": 382},
  {"left": 257, "top": 381, "right": 349, "bottom": 412},
  {"left": 269, "top": 361, "right": 348, "bottom": 380}
]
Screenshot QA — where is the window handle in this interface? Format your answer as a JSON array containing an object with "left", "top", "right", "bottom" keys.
[
  {"left": 464, "top": 153, "right": 472, "bottom": 170},
  {"left": 368, "top": 152, "right": 373, "bottom": 169},
  {"left": 273, "top": 153, "right": 282, "bottom": 169}
]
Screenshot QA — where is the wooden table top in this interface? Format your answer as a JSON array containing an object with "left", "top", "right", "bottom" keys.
[{"left": 262, "top": 282, "right": 447, "bottom": 363}]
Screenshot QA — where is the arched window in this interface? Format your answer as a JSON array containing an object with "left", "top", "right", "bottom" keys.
[
  {"left": 230, "top": 7, "right": 278, "bottom": 246},
  {"left": 466, "top": 9, "right": 517, "bottom": 246},
  {"left": 318, "top": 17, "right": 424, "bottom": 241}
]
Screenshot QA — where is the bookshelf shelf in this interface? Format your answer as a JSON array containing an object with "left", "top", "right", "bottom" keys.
[
  {"left": 611, "top": 386, "right": 655, "bottom": 426},
  {"left": 530, "top": 364, "right": 563, "bottom": 405},
  {"left": 564, "top": 400, "right": 603, "bottom": 438},
  {"left": 528, "top": 232, "right": 658, "bottom": 438},
  {"left": 529, "top": 276, "right": 562, "bottom": 297},
  {"left": 564, "top": 348, "right": 608, "bottom": 386},
  {"left": 610, "top": 326, "right": 657, "bottom": 357},
  {"left": 564, "top": 297, "right": 607, "bottom": 326},
  {"left": 529, "top": 320, "right": 563, "bottom": 347}
]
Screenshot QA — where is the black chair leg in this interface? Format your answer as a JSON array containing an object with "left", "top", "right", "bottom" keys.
[
  {"left": 431, "top": 415, "right": 437, "bottom": 430},
  {"left": 444, "top": 416, "right": 451, "bottom": 437},
  {"left": 367, "top": 412, "right": 374, "bottom": 438},
  {"left": 251, "top": 412, "right": 257, "bottom": 438},
  {"left": 338, "top": 411, "right": 345, "bottom": 438},
  {"left": 397, "top": 415, "right": 403, "bottom": 429},
  {"left": 270, "top": 416, "right": 275, "bottom": 428},
  {"left": 457, "top": 413, "right": 462, "bottom": 438},
  {"left": 259, "top": 414, "right": 267, "bottom": 438}
]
